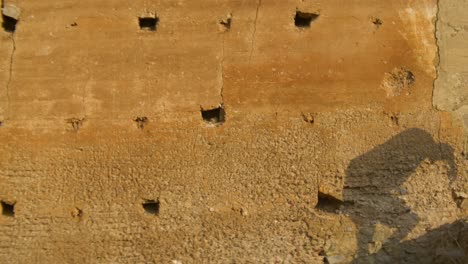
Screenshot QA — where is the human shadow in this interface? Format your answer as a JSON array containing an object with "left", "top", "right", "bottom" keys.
[
  {"left": 343, "top": 128, "right": 457, "bottom": 263},
  {"left": 372, "top": 219, "right": 467, "bottom": 263}
]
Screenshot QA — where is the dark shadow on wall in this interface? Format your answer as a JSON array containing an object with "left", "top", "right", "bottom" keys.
[
  {"left": 373, "top": 219, "right": 467, "bottom": 264},
  {"left": 342, "top": 128, "right": 458, "bottom": 263}
]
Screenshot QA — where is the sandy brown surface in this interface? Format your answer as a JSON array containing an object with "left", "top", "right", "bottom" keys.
[{"left": 0, "top": 0, "right": 466, "bottom": 263}]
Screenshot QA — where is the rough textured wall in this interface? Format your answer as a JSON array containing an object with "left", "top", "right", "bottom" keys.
[
  {"left": 435, "top": 0, "right": 468, "bottom": 132},
  {"left": 0, "top": 0, "right": 466, "bottom": 263}
]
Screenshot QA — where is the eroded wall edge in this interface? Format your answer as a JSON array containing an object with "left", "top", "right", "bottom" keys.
[{"left": 434, "top": 0, "right": 468, "bottom": 148}]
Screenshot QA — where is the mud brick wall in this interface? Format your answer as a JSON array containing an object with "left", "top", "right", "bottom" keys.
[{"left": 0, "top": 1, "right": 466, "bottom": 263}]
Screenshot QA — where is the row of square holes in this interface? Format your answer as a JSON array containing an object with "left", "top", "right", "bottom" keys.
[
  {"left": 1, "top": 8, "right": 317, "bottom": 129},
  {"left": 132, "top": 106, "right": 225, "bottom": 130},
  {"left": 2, "top": 194, "right": 345, "bottom": 218},
  {"left": 135, "top": 106, "right": 225, "bottom": 126},
  {"left": 2, "top": 7, "right": 310, "bottom": 128},
  {"left": 2, "top": 10, "right": 319, "bottom": 33},
  {"left": 67, "top": 106, "right": 314, "bottom": 131},
  {"left": 2, "top": 193, "right": 345, "bottom": 218},
  {"left": 138, "top": 11, "right": 318, "bottom": 31},
  {"left": 1, "top": 199, "right": 161, "bottom": 218},
  {"left": 65, "top": 106, "right": 226, "bottom": 132}
]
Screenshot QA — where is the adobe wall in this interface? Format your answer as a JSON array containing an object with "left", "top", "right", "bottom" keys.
[
  {"left": 435, "top": 0, "right": 468, "bottom": 135},
  {"left": 0, "top": 0, "right": 466, "bottom": 263}
]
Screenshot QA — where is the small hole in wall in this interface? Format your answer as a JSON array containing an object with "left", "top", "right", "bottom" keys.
[
  {"left": 134, "top": 116, "right": 148, "bottom": 129},
  {"left": 1, "top": 201, "right": 15, "bottom": 217},
  {"left": 219, "top": 13, "right": 232, "bottom": 32},
  {"left": 301, "top": 113, "right": 315, "bottom": 125},
  {"left": 390, "top": 115, "right": 399, "bottom": 126},
  {"left": 143, "top": 199, "right": 160, "bottom": 215},
  {"left": 2, "top": 2, "right": 20, "bottom": 33},
  {"left": 2, "top": 14, "right": 17, "bottom": 33},
  {"left": 70, "top": 207, "right": 83, "bottom": 221},
  {"left": 384, "top": 112, "right": 399, "bottom": 126},
  {"left": 381, "top": 67, "right": 415, "bottom": 97},
  {"left": 201, "top": 105, "right": 225, "bottom": 125},
  {"left": 452, "top": 191, "right": 466, "bottom": 209},
  {"left": 295, "top": 11, "right": 319, "bottom": 28},
  {"left": 316, "top": 192, "right": 343, "bottom": 213},
  {"left": 371, "top": 17, "right": 383, "bottom": 29},
  {"left": 139, "top": 16, "right": 159, "bottom": 31},
  {"left": 66, "top": 118, "right": 84, "bottom": 132}
]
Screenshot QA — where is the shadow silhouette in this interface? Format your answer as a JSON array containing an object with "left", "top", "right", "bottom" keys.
[
  {"left": 343, "top": 128, "right": 457, "bottom": 263},
  {"left": 377, "top": 219, "right": 467, "bottom": 264}
]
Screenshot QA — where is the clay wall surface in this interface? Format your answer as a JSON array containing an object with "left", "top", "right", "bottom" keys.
[
  {"left": 0, "top": 0, "right": 466, "bottom": 263},
  {"left": 435, "top": 0, "right": 468, "bottom": 132}
]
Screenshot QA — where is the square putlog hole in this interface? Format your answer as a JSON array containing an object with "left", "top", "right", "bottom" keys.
[
  {"left": 2, "top": 14, "right": 17, "bottom": 33},
  {"left": 2, "top": 4, "right": 20, "bottom": 33},
  {"left": 142, "top": 200, "right": 160, "bottom": 216},
  {"left": 201, "top": 106, "right": 225, "bottom": 125},
  {"left": 139, "top": 16, "right": 159, "bottom": 31},
  {"left": 294, "top": 11, "right": 319, "bottom": 28},
  {"left": 316, "top": 192, "right": 344, "bottom": 213},
  {"left": 1, "top": 201, "right": 15, "bottom": 217}
]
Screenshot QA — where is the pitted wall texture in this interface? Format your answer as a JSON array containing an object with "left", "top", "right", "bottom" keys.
[{"left": 0, "top": 0, "right": 467, "bottom": 263}]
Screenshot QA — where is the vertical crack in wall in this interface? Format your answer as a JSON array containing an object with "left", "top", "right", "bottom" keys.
[
  {"left": 433, "top": 0, "right": 468, "bottom": 146},
  {"left": 219, "top": 31, "right": 225, "bottom": 104},
  {"left": 2, "top": 0, "right": 18, "bottom": 120},
  {"left": 434, "top": 0, "right": 444, "bottom": 155},
  {"left": 432, "top": 0, "right": 441, "bottom": 109},
  {"left": 248, "top": 0, "right": 262, "bottom": 64},
  {"left": 5, "top": 32, "right": 16, "bottom": 120}
]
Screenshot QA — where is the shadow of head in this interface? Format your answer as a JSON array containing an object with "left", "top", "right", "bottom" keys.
[
  {"left": 345, "top": 128, "right": 457, "bottom": 189},
  {"left": 343, "top": 128, "right": 460, "bottom": 263},
  {"left": 371, "top": 219, "right": 467, "bottom": 263}
]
